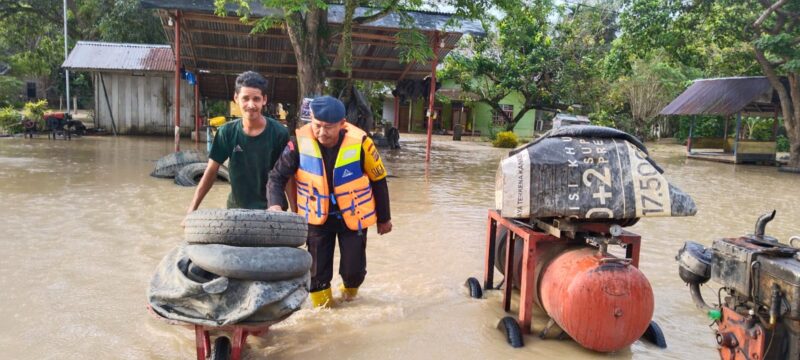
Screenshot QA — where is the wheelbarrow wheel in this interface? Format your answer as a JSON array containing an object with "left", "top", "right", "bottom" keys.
[
  {"left": 212, "top": 336, "right": 231, "bottom": 360},
  {"left": 640, "top": 320, "right": 667, "bottom": 348},
  {"left": 498, "top": 316, "right": 524, "bottom": 348},
  {"left": 465, "top": 277, "right": 482, "bottom": 299}
]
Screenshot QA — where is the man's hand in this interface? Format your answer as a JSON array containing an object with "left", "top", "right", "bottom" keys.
[
  {"left": 377, "top": 220, "right": 392, "bottom": 235},
  {"left": 267, "top": 205, "right": 283, "bottom": 212},
  {"left": 181, "top": 210, "right": 193, "bottom": 228}
]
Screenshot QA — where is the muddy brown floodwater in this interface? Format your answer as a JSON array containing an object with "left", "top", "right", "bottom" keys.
[{"left": 1, "top": 134, "right": 799, "bottom": 359}]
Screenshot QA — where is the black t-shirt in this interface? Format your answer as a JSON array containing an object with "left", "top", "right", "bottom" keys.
[{"left": 209, "top": 117, "right": 289, "bottom": 209}]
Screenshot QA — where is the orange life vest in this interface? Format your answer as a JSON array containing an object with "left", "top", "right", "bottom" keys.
[{"left": 295, "top": 123, "right": 377, "bottom": 231}]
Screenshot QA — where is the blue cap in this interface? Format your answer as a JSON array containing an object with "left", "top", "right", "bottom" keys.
[{"left": 310, "top": 96, "right": 346, "bottom": 123}]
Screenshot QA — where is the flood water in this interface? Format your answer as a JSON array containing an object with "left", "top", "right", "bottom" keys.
[{"left": 1, "top": 134, "right": 799, "bottom": 359}]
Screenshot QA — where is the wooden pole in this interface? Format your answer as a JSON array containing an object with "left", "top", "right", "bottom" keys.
[
  {"left": 734, "top": 112, "right": 742, "bottom": 163},
  {"left": 194, "top": 76, "right": 200, "bottom": 145},
  {"left": 425, "top": 32, "right": 440, "bottom": 163},
  {"left": 723, "top": 116, "right": 729, "bottom": 143},
  {"left": 408, "top": 98, "right": 413, "bottom": 133},
  {"left": 174, "top": 11, "right": 181, "bottom": 152},
  {"left": 393, "top": 95, "right": 399, "bottom": 129},
  {"left": 687, "top": 115, "right": 695, "bottom": 154}
]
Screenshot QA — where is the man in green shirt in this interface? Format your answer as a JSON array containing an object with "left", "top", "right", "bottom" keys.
[{"left": 184, "top": 71, "right": 289, "bottom": 217}]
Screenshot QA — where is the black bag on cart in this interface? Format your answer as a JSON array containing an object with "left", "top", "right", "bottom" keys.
[{"left": 495, "top": 125, "right": 696, "bottom": 221}]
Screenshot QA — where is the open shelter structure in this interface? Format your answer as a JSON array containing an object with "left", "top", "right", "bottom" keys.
[
  {"left": 139, "top": 0, "right": 482, "bottom": 158},
  {"left": 660, "top": 77, "right": 784, "bottom": 165}
]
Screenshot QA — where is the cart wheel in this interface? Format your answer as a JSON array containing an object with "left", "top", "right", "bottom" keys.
[
  {"left": 465, "top": 277, "right": 482, "bottom": 299},
  {"left": 498, "top": 316, "right": 524, "bottom": 348},
  {"left": 640, "top": 320, "right": 667, "bottom": 349},
  {"left": 211, "top": 336, "right": 231, "bottom": 360}
]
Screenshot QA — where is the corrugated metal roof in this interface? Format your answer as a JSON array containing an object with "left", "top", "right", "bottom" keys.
[
  {"left": 62, "top": 41, "right": 174, "bottom": 72},
  {"left": 660, "top": 77, "right": 780, "bottom": 116},
  {"left": 140, "top": 1, "right": 484, "bottom": 35}
]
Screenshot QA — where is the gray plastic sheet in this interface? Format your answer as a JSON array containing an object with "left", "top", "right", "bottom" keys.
[{"left": 148, "top": 245, "right": 309, "bottom": 327}]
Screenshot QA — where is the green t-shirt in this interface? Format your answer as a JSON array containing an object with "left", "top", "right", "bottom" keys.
[{"left": 209, "top": 117, "right": 289, "bottom": 209}]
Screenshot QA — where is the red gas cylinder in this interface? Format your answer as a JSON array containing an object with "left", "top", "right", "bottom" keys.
[{"left": 539, "top": 247, "right": 654, "bottom": 352}]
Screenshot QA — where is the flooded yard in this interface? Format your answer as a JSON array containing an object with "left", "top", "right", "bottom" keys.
[{"left": 1, "top": 134, "right": 799, "bottom": 359}]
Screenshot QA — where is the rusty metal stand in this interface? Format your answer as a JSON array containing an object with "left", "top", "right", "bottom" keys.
[
  {"left": 484, "top": 210, "right": 642, "bottom": 334},
  {"left": 191, "top": 323, "right": 267, "bottom": 360}
]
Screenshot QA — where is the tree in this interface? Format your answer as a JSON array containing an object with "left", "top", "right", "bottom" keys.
[
  {"left": 216, "top": 0, "right": 492, "bottom": 129},
  {"left": 0, "top": 0, "right": 164, "bottom": 105},
  {"left": 443, "top": 0, "right": 563, "bottom": 131},
  {"left": 597, "top": 0, "right": 765, "bottom": 138},
  {"left": 553, "top": 0, "right": 622, "bottom": 115},
  {"left": 616, "top": 54, "right": 688, "bottom": 140},
  {"left": 750, "top": 0, "right": 800, "bottom": 168},
  {"left": 216, "top": 0, "right": 422, "bottom": 129},
  {"left": 605, "top": 0, "right": 760, "bottom": 79}
]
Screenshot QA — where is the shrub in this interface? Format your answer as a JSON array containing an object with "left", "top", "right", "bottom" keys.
[
  {"left": 777, "top": 135, "right": 789, "bottom": 152},
  {"left": 493, "top": 131, "right": 519, "bottom": 148},
  {"left": 0, "top": 106, "right": 21, "bottom": 134},
  {"left": 22, "top": 99, "right": 48, "bottom": 128}
]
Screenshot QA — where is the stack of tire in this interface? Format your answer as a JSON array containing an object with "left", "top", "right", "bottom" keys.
[
  {"left": 184, "top": 209, "right": 311, "bottom": 284},
  {"left": 150, "top": 150, "right": 230, "bottom": 187},
  {"left": 148, "top": 209, "right": 311, "bottom": 326}
]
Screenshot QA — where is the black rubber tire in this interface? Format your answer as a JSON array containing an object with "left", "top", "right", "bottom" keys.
[
  {"left": 185, "top": 209, "right": 307, "bottom": 247},
  {"left": 185, "top": 260, "right": 220, "bottom": 283},
  {"left": 150, "top": 151, "right": 207, "bottom": 178},
  {"left": 185, "top": 244, "right": 312, "bottom": 281},
  {"left": 465, "top": 277, "right": 482, "bottom": 299},
  {"left": 498, "top": 316, "right": 524, "bottom": 348},
  {"left": 211, "top": 336, "right": 231, "bottom": 360},
  {"left": 640, "top": 320, "right": 667, "bottom": 349},
  {"left": 174, "top": 163, "right": 230, "bottom": 187}
]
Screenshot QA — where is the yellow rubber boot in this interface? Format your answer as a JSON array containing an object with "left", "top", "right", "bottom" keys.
[
  {"left": 309, "top": 288, "right": 333, "bottom": 308},
  {"left": 339, "top": 284, "right": 359, "bottom": 301}
]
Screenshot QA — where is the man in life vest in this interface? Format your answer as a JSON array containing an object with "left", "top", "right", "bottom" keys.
[{"left": 267, "top": 95, "right": 392, "bottom": 308}]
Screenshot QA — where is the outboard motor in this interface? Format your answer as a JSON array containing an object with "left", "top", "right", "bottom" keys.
[{"left": 676, "top": 211, "right": 800, "bottom": 360}]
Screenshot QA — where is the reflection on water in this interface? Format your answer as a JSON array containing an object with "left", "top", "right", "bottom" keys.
[{"left": 1, "top": 135, "right": 798, "bottom": 359}]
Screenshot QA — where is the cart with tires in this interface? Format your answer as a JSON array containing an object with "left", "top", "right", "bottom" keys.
[
  {"left": 148, "top": 209, "right": 311, "bottom": 359},
  {"left": 148, "top": 305, "right": 287, "bottom": 360}
]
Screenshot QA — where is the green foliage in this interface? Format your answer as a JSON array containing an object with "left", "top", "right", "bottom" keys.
[
  {"left": 675, "top": 117, "right": 725, "bottom": 142},
  {"left": 777, "top": 135, "right": 790, "bottom": 152},
  {"left": 605, "top": 0, "right": 758, "bottom": 79},
  {"left": 82, "top": 0, "right": 164, "bottom": 43},
  {"left": 0, "top": 106, "right": 21, "bottom": 134},
  {"left": 443, "top": 1, "right": 562, "bottom": 131},
  {"left": 395, "top": 27, "right": 434, "bottom": 64},
  {"left": 588, "top": 109, "right": 618, "bottom": 128},
  {"left": 553, "top": 1, "right": 621, "bottom": 114},
  {"left": 206, "top": 100, "right": 229, "bottom": 118},
  {"left": 743, "top": 116, "right": 779, "bottom": 141},
  {"left": 0, "top": 0, "right": 164, "bottom": 111},
  {"left": 492, "top": 131, "right": 519, "bottom": 148},
  {"left": 0, "top": 77, "right": 24, "bottom": 107},
  {"left": 23, "top": 99, "right": 48, "bottom": 127}
]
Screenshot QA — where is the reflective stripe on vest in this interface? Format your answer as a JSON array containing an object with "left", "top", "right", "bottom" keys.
[{"left": 295, "top": 123, "right": 378, "bottom": 231}]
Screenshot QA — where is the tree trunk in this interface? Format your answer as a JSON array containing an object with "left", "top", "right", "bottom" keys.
[
  {"left": 754, "top": 48, "right": 800, "bottom": 168},
  {"left": 285, "top": 8, "right": 327, "bottom": 131}
]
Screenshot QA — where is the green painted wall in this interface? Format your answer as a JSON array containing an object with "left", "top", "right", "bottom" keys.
[
  {"left": 436, "top": 79, "right": 537, "bottom": 139},
  {"left": 471, "top": 93, "right": 537, "bottom": 139}
]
